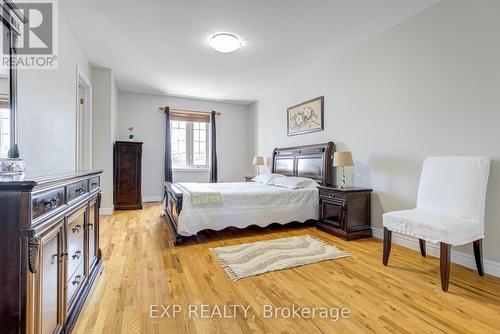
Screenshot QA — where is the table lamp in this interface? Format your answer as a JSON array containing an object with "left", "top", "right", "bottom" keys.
[
  {"left": 333, "top": 152, "right": 353, "bottom": 188},
  {"left": 253, "top": 156, "right": 264, "bottom": 174}
]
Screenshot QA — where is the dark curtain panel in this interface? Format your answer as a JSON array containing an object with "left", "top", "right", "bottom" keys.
[
  {"left": 209, "top": 110, "right": 218, "bottom": 183},
  {"left": 164, "top": 106, "right": 173, "bottom": 183}
]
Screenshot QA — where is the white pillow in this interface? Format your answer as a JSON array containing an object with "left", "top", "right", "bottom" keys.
[
  {"left": 269, "top": 176, "right": 319, "bottom": 189},
  {"left": 251, "top": 173, "right": 286, "bottom": 185}
]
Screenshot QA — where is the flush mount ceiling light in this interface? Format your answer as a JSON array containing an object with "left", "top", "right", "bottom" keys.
[{"left": 209, "top": 33, "right": 241, "bottom": 53}]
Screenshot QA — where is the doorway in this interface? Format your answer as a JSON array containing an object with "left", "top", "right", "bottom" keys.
[{"left": 76, "top": 67, "right": 92, "bottom": 171}]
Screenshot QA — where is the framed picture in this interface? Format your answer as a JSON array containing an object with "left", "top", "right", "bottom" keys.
[{"left": 287, "top": 96, "right": 324, "bottom": 136}]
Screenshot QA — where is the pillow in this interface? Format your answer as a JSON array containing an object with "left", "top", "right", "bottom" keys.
[
  {"left": 269, "top": 176, "right": 319, "bottom": 189},
  {"left": 251, "top": 173, "right": 286, "bottom": 185}
]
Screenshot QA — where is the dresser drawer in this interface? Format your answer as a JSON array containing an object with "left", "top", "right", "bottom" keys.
[
  {"left": 67, "top": 209, "right": 85, "bottom": 244},
  {"left": 319, "top": 189, "right": 347, "bottom": 202},
  {"left": 89, "top": 176, "right": 100, "bottom": 192},
  {"left": 67, "top": 230, "right": 84, "bottom": 279},
  {"left": 67, "top": 261, "right": 84, "bottom": 308},
  {"left": 67, "top": 180, "right": 88, "bottom": 203},
  {"left": 32, "top": 187, "right": 66, "bottom": 220}
]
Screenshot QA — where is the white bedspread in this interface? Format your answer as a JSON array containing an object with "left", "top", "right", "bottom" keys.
[{"left": 174, "top": 182, "right": 319, "bottom": 236}]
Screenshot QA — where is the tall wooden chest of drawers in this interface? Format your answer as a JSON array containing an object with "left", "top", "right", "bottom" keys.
[{"left": 113, "top": 141, "right": 143, "bottom": 210}]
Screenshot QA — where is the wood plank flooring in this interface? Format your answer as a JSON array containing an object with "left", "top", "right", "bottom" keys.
[{"left": 73, "top": 203, "right": 500, "bottom": 334}]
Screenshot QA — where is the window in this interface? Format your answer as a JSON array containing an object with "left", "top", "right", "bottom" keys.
[{"left": 171, "top": 120, "right": 209, "bottom": 169}]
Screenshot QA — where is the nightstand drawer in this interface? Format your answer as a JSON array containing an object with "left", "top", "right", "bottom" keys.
[
  {"left": 321, "top": 200, "right": 345, "bottom": 229},
  {"left": 319, "top": 189, "right": 347, "bottom": 201}
]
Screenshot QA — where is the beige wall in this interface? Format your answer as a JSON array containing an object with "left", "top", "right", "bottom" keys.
[{"left": 252, "top": 0, "right": 500, "bottom": 266}]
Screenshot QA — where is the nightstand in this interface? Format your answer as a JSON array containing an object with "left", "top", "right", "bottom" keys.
[
  {"left": 245, "top": 176, "right": 255, "bottom": 182},
  {"left": 316, "top": 185, "right": 373, "bottom": 240}
]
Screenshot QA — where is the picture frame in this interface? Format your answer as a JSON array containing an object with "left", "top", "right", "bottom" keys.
[{"left": 287, "top": 96, "right": 324, "bottom": 136}]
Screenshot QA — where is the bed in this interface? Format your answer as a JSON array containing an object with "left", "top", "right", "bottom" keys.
[{"left": 163, "top": 142, "right": 334, "bottom": 245}]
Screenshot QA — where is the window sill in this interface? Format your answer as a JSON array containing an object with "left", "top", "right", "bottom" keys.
[{"left": 173, "top": 168, "right": 209, "bottom": 172}]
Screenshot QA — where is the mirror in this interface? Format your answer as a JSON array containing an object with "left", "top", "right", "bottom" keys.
[
  {"left": 0, "top": 22, "right": 11, "bottom": 158},
  {"left": 0, "top": 0, "right": 21, "bottom": 159}
]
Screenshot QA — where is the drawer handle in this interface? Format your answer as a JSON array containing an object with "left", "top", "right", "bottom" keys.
[
  {"left": 52, "top": 251, "right": 69, "bottom": 264},
  {"left": 72, "top": 275, "right": 82, "bottom": 286},
  {"left": 42, "top": 197, "right": 59, "bottom": 209},
  {"left": 72, "top": 250, "right": 82, "bottom": 260},
  {"left": 328, "top": 193, "right": 334, "bottom": 199},
  {"left": 91, "top": 182, "right": 99, "bottom": 187},
  {"left": 88, "top": 223, "right": 94, "bottom": 229},
  {"left": 75, "top": 187, "right": 85, "bottom": 194},
  {"left": 72, "top": 224, "right": 82, "bottom": 233}
]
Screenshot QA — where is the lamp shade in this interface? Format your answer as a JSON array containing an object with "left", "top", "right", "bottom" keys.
[
  {"left": 253, "top": 156, "right": 264, "bottom": 166},
  {"left": 333, "top": 152, "right": 353, "bottom": 167}
]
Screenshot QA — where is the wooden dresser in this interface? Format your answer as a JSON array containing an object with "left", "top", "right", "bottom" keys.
[
  {"left": 113, "top": 141, "right": 143, "bottom": 210},
  {"left": 316, "top": 186, "right": 373, "bottom": 240},
  {"left": 0, "top": 170, "right": 103, "bottom": 334}
]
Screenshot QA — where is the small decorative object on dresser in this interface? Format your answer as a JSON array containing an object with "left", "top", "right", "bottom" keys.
[
  {"left": 114, "top": 141, "right": 143, "bottom": 210},
  {"left": 127, "top": 126, "right": 134, "bottom": 141},
  {"left": 245, "top": 176, "right": 255, "bottom": 182},
  {"left": 316, "top": 185, "right": 372, "bottom": 240}
]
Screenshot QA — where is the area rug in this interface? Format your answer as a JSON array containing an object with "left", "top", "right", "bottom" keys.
[{"left": 210, "top": 235, "right": 351, "bottom": 281}]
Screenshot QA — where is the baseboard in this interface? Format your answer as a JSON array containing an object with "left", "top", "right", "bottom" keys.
[
  {"left": 142, "top": 195, "right": 163, "bottom": 203},
  {"left": 99, "top": 206, "right": 114, "bottom": 216},
  {"left": 372, "top": 227, "right": 500, "bottom": 277}
]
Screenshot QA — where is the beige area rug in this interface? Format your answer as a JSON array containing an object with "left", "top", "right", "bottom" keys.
[{"left": 210, "top": 235, "right": 351, "bottom": 281}]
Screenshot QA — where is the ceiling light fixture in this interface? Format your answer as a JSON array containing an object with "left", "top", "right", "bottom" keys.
[{"left": 209, "top": 33, "right": 241, "bottom": 53}]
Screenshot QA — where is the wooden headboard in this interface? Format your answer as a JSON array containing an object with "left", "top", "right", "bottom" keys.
[{"left": 271, "top": 142, "right": 335, "bottom": 186}]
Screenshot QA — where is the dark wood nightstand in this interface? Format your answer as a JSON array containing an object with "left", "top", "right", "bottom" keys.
[
  {"left": 316, "top": 185, "right": 373, "bottom": 240},
  {"left": 245, "top": 176, "right": 255, "bottom": 182}
]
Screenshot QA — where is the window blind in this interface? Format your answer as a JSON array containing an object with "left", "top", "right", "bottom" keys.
[{"left": 170, "top": 110, "right": 210, "bottom": 123}]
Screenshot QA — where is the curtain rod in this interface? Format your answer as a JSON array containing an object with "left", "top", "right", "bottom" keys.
[{"left": 158, "top": 106, "right": 221, "bottom": 116}]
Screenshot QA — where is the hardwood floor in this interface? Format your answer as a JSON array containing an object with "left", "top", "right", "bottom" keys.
[{"left": 73, "top": 204, "right": 500, "bottom": 334}]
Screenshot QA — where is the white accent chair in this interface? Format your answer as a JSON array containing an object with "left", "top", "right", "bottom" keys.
[{"left": 382, "top": 156, "right": 491, "bottom": 291}]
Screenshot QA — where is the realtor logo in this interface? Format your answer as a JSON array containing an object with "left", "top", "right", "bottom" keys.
[
  {"left": 15, "top": 1, "right": 53, "bottom": 54},
  {"left": 2, "top": 0, "right": 58, "bottom": 69}
]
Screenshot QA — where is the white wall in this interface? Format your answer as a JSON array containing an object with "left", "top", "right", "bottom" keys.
[
  {"left": 118, "top": 91, "right": 254, "bottom": 201},
  {"left": 252, "top": 0, "right": 500, "bottom": 266},
  {"left": 111, "top": 75, "right": 119, "bottom": 142},
  {"left": 91, "top": 67, "right": 117, "bottom": 211},
  {"left": 18, "top": 12, "right": 90, "bottom": 170}
]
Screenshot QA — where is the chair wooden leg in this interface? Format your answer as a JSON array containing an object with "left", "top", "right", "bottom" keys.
[
  {"left": 440, "top": 243, "right": 451, "bottom": 291},
  {"left": 419, "top": 239, "right": 426, "bottom": 257},
  {"left": 473, "top": 239, "right": 484, "bottom": 276},
  {"left": 383, "top": 227, "right": 392, "bottom": 266}
]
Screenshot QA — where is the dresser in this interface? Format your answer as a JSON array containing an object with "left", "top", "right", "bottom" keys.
[
  {"left": 316, "top": 186, "right": 373, "bottom": 240},
  {"left": 113, "top": 141, "right": 143, "bottom": 210},
  {"left": 0, "top": 170, "right": 103, "bottom": 334}
]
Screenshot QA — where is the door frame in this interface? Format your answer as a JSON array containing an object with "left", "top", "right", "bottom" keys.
[{"left": 75, "top": 66, "right": 92, "bottom": 171}]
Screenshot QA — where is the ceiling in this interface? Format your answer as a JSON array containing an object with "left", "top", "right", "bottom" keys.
[{"left": 62, "top": 0, "right": 438, "bottom": 104}]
